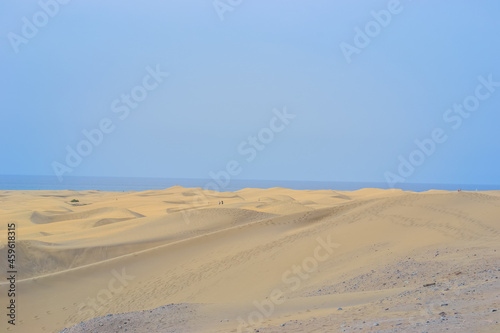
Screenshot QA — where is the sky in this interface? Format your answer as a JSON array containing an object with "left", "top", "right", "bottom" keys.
[{"left": 1, "top": 0, "right": 499, "bottom": 187}]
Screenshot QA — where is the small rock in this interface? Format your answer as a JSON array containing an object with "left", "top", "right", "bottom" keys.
[
  {"left": 493, "top": 309, "right": 498, "bottom": 312},
  {"left": 439, "top": 312, "right": 446, "bottom": 316},
  {"left": 99, "top": 323, "right": 103, "bottom": 326},
  {"left": 373, "top": 322, "right": 379, "bottom": 326},
  {"left": 441, "top": 303, "right": 448, "bottom": 307},
  {"left": 281, "top": 323, "right": 285, "bottom": 327},
  {"left": 338, "top": 307, "right": 343, "bottom": 311}
]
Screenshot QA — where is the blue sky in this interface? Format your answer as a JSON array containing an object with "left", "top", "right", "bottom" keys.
[{"left": 1, "top": 0, "right": 499, "bottom": 186}]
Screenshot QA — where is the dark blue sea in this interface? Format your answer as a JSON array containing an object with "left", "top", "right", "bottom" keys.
[{"left": 0, "top": 175, "right": 498, "bottom": 192}]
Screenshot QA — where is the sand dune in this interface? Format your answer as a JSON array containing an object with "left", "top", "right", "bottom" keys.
[{"left": 0, "top": 187, "right": 499, "bottom": 332}]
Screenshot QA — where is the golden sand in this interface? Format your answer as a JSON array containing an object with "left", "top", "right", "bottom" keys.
[{"left": 0, "top": 187, "right": 499, "bottom": 332}]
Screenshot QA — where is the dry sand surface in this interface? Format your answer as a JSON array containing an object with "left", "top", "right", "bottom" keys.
[{"left": 0, "top": 186, "right": 499, "bottom": 333}]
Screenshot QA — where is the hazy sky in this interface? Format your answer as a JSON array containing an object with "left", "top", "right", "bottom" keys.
[{"left": 1, "top": 0, "right": 499, "bottom": 186}]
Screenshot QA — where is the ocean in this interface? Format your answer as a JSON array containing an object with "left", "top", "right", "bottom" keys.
[{"left": 0, "top": 175, "right": 498, "bottom": 192}]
